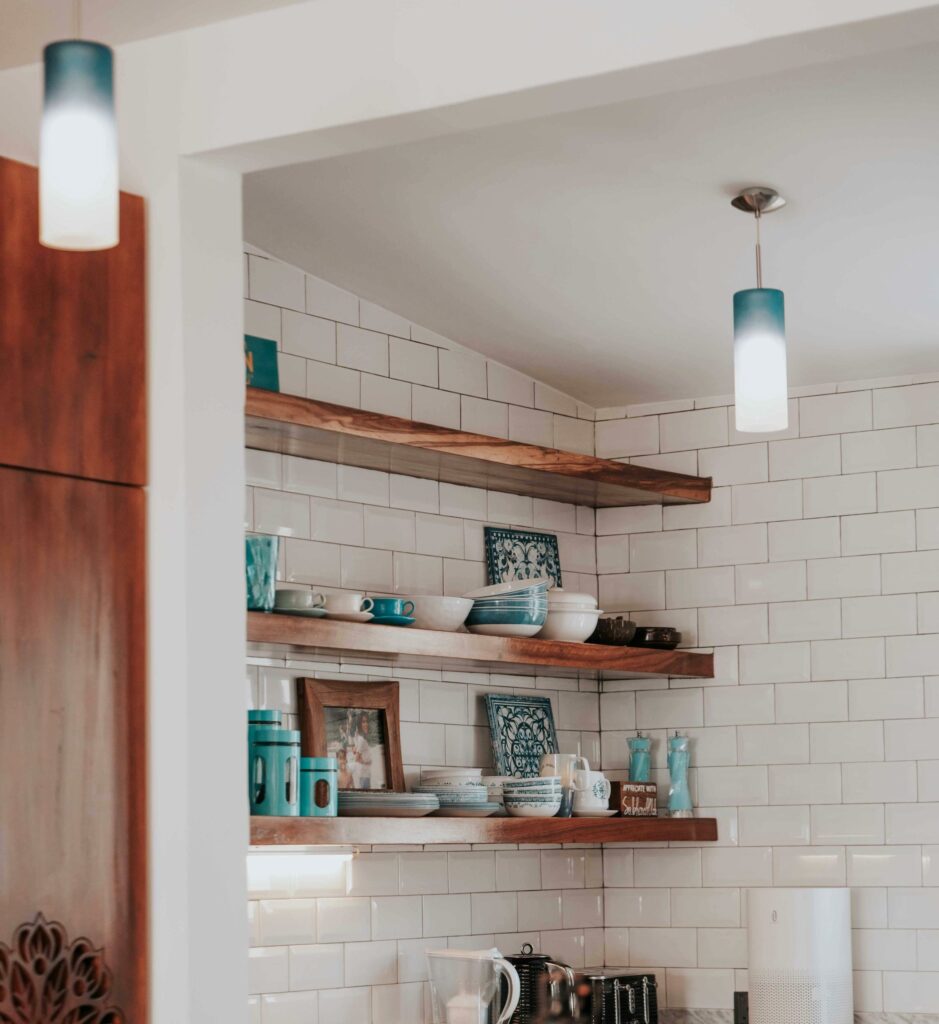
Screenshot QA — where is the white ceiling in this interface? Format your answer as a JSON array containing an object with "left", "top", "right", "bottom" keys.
[
  {"left": 0, "top": 0, "right": 306, "bottom": 69},
  {"left": 244, "top": 41, "right": 939, "bottom": 407}
]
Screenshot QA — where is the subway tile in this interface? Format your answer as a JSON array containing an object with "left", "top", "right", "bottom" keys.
[
  {"left": 305, "top": 362, "right": 360, "bottom": 405},
  {"left": 885, "top": 718, "right": 939, "bottom": 760},
  {"left": 702, "top": 847, "right": 772, "bottom": 887},
  {"left": 562, "top": 889, "right": 604, "bottom": 929},
  {"left": 661, "top": 407, "right": 728, "bottom": 452},
  {"left": 338, "top": 466, "right": 389, "bottom": 505},
  {"left": 411, "top": 384, "right": 460, "bottom": 429},
  {"left": 487, "top": 362, "right": 534, "bottom": 407},
  {"left": 698, "top": 604, "right": 768, "bottom": 646},
  {"left": 738, "top": 805, "right": 810, "bottom": 845},
  {"left": 246, "top": 449, "right": 282, "bottom": 489},
  {"left": 887, "top": 803, "right": 939, "bottom": 844},
  {"left": 670, "top": 888, "right": 740, "bottom": 927},
  {"left": 555, "top": 415, "right": 594, "bottom": 455},
  {"left": 422, "top": 895, "right": 471, "bottom": 937},
  {"left": 305, "top": 274, "right": 358, "bottom": 323},
  {"left": 471, "top": 892, "right": 517, "bottom": 933},
  {"left": 666, "top": 567, "right": 734, "bottom": 609},
  {"left": 397, "top": 852, "right": 449, "bottom": 896},
  {"left": 596, "top": 535, "right": 628, "bottom": 574},
  {"left": 811, "top": 804, "right": 884, "bottom": 845},
  {"left": 738, "top": 723, "right": 809, "bottom": 765},
  {"left": 810, "top": 721, "right": 884, "bottom": 762},
  {"left": 361, "top": 373, "right": 411, "bottom": 418},
  {"left": 849, "top": 676, "right": 923, "bottom": 720},
  {"left": 697, "top": 928, "right": 748, "bottom": 969},
  {"left": 282, "top": 310, "right": 335, "bottom": 362},
  {"left": 364, "top": 506, "right": 416, "bottom": 552},
  {"left": 437, "top": 348, "right": 487, "bottom": 398},
  {"left": 487, "top": 490, "right": 532, "bottom": 526},
  {"left": 773, "top": 846, "right": 845, "bottom": 885},
  {"left": 254, "top": 489, "right": 310, "bottom": 537},
  {"left": 596, "top": 505, "right": 662, "bottom": 535},
  {"left": 461, "top": 395, "right": 509, "bottom": 437},
  {"left": 769, "top": 435, "right": 840, "bottom": 480},
  {"left": 344, "top": 939, "right": 397, "bottom": 987},
  {"left": 633, "top": 450, "right": 699, "bottom": 475},
  {"left": 883, "top": 971, "right": 939, "bottom": 1013},
  {"left": 873, "top": 381, "right": 939, "bottom": 428},
  {"left": 811, "top": 638, "right": 885, "bottom": 680},
  {"left": 438, "top": 483, "right": 486, "bottom": 521},
  {"left": 696, "top": 767, "right": 768, "bottom": 807},
  {"left": 728, "top": 399, "right": 799, "bottom": 444},
  {"left": 920, "top": 930, "right": 939, "bottom": 971},
  {"left": 419, "top": 681, "right": 467, "bottom": 725},
  {"left": 397, "top": 936, "right": 446, "bottom": 983},
  {"left": 883, "top": 549, "right": 939, "bottom": 594},
  {"left": 258, "top": 899, "right": 316, "bottom": 945},
  {"left": 634, "top": 849, "right": 702, "bottom": 887},
  {"left": 349, "top": 854, "right": 399, "bottom": 898},
  {"left": 542, "top": 850, "right": 586, "bottom": 889},
  {"left": 732, "top": 480, "right": 802, "bottom": 524},
  {"left": 887, "top": 634, "right": 939, "bottom": 676},
  {"left": 518, "top": 890, "right": 563, "bottom": 931},
  {"left": 595, "top": 416, "right": 659, "bottom": 458},
  {"left": 739, "top": 642, "right": 811, "bottom": 685},
  {"left": 769, "top": 599, "right": 840, "bottom": 642},
  {"left": 316, "top": 898, "right": 371, "bottom": 942},
  {"left": 663, "top": 486, "right": 732, "bottom": 531},
  {"left": 774, "top": 680, "right": 847, "bottom": 723},
  {"left": 800, "top": 391, "right": 872, "bottom": 436},
  {"left": 371, "top": 982, "right": 424, "bottom": 1024},
  {"left": 705, "top": 684, "right": 774, "bottom": 726},
  {"left": 248, "top": 947, "right": 288, "bottom": 995},
  {"left": 889, "top": 889, "right": 939, "bottom": 927},
  {"left": 698, "top": 443, "right": 768, "bottom": 486},
  {"left": 340, "top": 546, "right": 393, "bottom": 592},
  {"left": 919, "top": 508, "right": 939, "bottom": 548},
  {"left": 920, "top": 594, "right": 939, "bottom": 633},
  {"left": 310, "top": 497, "right": 364, "bottom": 546},
  {"left": 289, "top": 943, "right": 344, "bottom": 990},
  {"left": 532, "top": 498, "right": 577, "bottom": 533},
  {"left": 768, "top": 763, "right": 842, "bottom": 804},
  {"left": 598, "top": 571, "right": 664, "bottom": 612},
  {"left": 283, "top": 456, "right": 337, "bottom": 498},
  {"left": 359, "top": 300, "right": 410, "bottom": 338},
  {"left": 843, "top": 761, "right": 918, "bottom": 803},
  {"left": 922, "top": 763, "right": 939, "bottom": 800},
  {"left": 806, "top": 555, "right": 881, "bottom": 599},
  {"left": 604, "top": 888, "right": 669, "bottom": 927},
  {"left": 629, "top": 530, "right": 697, "bottom": 572},
  {"left": 852, "top": 929, "right": 917, "bottom": 971},
  {"left": 535, "top": 381, "right": 578, "bottom": 417},
  {"left": 843, "top": 594, "right": 917, "bottom": 637},
  {"left": 698, "top": 524, "right": 768, "bottom": 567},
  {"left": 803, "top": 473, "right": 877, "bottom": 518},
  {"left": 393, "top": 552, "right": 443, "bottom": 595},
  {"left": 769, "top": 518, "right": 840, "bottom": 562},
  {"left": 249, "top": 255, "right": 304, "bottom": 310},
  {"left": 278, "top": 352, "right": 306, "bottom": 397},
  {"left": 337, "top": 324, "right": 388, "bottom": 375},
  {"left": 495, "top": 851, "right": 542, "bottom": 892},
  {"left": 842, "top": 427, "right": 917, "bottom": 473},
  {"left": 388, "top": 337, "right": 437, "bottom": 387},
  {"left": 508, "top": 405, "right": 554, "bottom": 447},
  {"left": 369, "top": 896, "right": 422, "bottom": 941},
  {"left": 735, "top": 561, "right": 806, "bottom": 605},
  {"left": 879, "top": 465, "right": 939, "bottom": 511},
  {"left": 244, "top": 297, "right": 281, "bottom": 342},
  {"left": 852, "top": 888, "right": 888, "bottom": 928},
  {"left": 665, "top": 967, "right": 735, "bottom": 1010},
  {"left": 919, "top": 423, "right": 939, "bottom": 466},
  {"left": 631, "top": 927, "right": 696, "bottom": 967},
  {"left": 636, "top": 689, "right": 703, "bottom": 730},
  {"left": 842, "top": 510, "right": 916, "bottom": 555},
  {"left": 318, "top": 988, "right": 370, "bottom": 1022},
  {"left": 260, "top": 991, "right": 318, "bottom": 1024}
]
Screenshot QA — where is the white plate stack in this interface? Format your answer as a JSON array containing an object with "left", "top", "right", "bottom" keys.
[
  {"left": 415, "top": 769, "right": 500, "bottom": 817},
  {"left": 539, "top": 589, "right": 603, "bottom": 643}
]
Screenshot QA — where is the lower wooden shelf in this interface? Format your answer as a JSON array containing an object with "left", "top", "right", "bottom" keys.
[{"left": 250, "top": 815, "right": 718, "bottom": 846}]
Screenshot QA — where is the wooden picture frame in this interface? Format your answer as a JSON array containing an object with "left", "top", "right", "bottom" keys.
[{"left": 296, "top": 678, "right": 406, "bottom": 792}]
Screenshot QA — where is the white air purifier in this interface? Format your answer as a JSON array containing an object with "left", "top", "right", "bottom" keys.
[{"left": 747, "top": 888, "right": 853, "bottom": 1024}]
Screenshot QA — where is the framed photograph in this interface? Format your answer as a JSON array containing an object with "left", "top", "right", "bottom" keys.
[
  {"left": 483, "top": 693, "right": 559, "bottom": 778},
  {"left": 296, "top": 679, "right": 405, "bottom": 792},
  {"left": 484, "top": 526, "right": 562, "bottom": 589}
]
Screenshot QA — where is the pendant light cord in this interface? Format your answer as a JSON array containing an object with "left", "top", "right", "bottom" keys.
[
  {"left": 73, "top": 0, "right": 81, "bottom": 39},
  {"left": 754, "top": 210, "right": 763, "bottom": 289}
]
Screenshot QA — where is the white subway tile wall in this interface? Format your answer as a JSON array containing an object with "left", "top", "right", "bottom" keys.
[{"left": 247, "top": 250, "right": 939, "bottom": 1016}]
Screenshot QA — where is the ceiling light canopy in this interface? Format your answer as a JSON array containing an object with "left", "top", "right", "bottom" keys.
[{"left": 731, "top": 187, "right": 788, "bottom": 433}]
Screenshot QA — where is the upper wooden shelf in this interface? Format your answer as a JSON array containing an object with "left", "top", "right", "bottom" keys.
[
  {"left": 246, "top": 388, "right": 711, "bottom": 508},
  {"left": 250, "top": 814, "right": 718, "bottom": 846},
  {"left": 247, "top": 612, "right": 714, "bottom": 679}
]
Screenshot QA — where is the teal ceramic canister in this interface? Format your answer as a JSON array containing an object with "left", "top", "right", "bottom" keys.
[
  {"left": 247, "top": 710, "right": 282, "bottom": 802},
  {"left": 300, "top": 756, "right": 339, "bottom": 817},
  {"left": 249, "top": 727, "right": 301, "bottom": 816}
]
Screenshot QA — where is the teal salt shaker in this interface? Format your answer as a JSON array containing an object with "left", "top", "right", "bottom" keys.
[
  {"left": 627, "top": 733, "right": 651, "bottom": 782},
  {"left": 249, "top": 727, "right": 301, "bottom": 816},
  {"left": 667, "top": 732, "right": 693, "bottom": 818},
  {"left": 247, "top": 710, "right": 282, "bottom": 802},
  {"left": 245, "top": 535, "right": 280, "bottom": 611},
  {"left": 300, "top": 757, "right": 339, "bottom": 817}
]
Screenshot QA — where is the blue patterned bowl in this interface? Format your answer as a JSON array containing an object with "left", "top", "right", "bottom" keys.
[{"left": 466, "top": 606, "right": 548, "bottom": 627}]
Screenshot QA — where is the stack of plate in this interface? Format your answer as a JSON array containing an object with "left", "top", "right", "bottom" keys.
[
  {"left": 338, "top": 791, "right": 439, "bottom": 818},
  {"left": 502, "top": 776, "right": 563, "bottom": 818},
  {"left": 462, "top": 577, "right": 550, "bottom": 638},
  {"left": 414, "top": 768, "right": 500, "bottom": 817}
]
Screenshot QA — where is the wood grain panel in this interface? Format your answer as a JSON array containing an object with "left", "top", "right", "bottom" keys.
[
  {"left": 0, "top": 467, "right": 147, "bottom": 1020},
  {"left": 246, "top": 388, "right": 711, "bottom": 507},
  {"left": 0, "top": 156, "right": 146, "bottom": 485},
  {"left": 247, "top": 612, "right": 714, "bottom": 679},
  {"left": 250, "top": 814, "right": 718, "bottom": 845}
]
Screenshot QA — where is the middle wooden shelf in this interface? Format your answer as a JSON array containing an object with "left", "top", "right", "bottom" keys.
[{"left": 247, "top": 611, "right": 714, "bottom": 678}]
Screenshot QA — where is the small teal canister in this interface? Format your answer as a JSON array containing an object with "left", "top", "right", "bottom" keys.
[
  {"left": 248, "top": 710, "right": 282, "bottom": 801},
  {"left": 249, "top": 728, "right": 301, "bottom": 816},
  {"left": 300, "top": 757, "right": 339, "bottom": 817}
]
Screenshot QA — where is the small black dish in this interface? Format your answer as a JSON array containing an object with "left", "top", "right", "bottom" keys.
[
  {"left": 587, "top": 616, "right": 637, "bottom": 645},
  {"left": 629, "top": 626, "right": 682, "bottom": 650}
]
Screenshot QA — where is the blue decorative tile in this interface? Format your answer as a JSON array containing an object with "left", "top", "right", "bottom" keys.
[
  {"left": 484, "top": 527, "right": 562, "bottom": 588},
  {"left": 483, "top": 694, "right": 559, "bottom": 778}
]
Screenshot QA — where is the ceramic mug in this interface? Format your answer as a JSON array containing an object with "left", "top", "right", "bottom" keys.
[
  {"left": 274, "top": 589, "right": 325, "bottom": 611},
  {"left": 324, "top": 593, "right": 374, "bottom": 615},
  {"left": 572, "top": 769, "right": 612, "bottom": 809},
  {"left": 370, "top": 597, "right": 415, "bottom": 618},
  {"left": 540, "top": 753, "right": 589, "bottom": 787}
]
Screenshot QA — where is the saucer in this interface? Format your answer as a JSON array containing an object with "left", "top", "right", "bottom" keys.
[
  {"left": 371, "top": 615, "right": 415, "bottom": 627},
  {"left": 325, "top": 611, "right": 374, "bottom": 622},
  {"left": 275, "top": 606, "right": 327, "bottom": 618},
  {"left": 572, "top": 809, "right": 618, "bottom": 817}
]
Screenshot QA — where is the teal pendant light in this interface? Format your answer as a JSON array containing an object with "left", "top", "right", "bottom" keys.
[
  {"left": 731, "top": 187, "right": 788, "bottom": 433},
  {"left": 40, "top": 0, "right": 118, "bottom": 250}
]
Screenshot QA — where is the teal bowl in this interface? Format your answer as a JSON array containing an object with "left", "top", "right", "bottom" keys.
[{"left": 466, "top": 606, "right": 548, "bottom": 627}]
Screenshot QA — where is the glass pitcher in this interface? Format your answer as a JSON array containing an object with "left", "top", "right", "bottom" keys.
[{"left": 426, "top": 948, "right": 521, "bottom": 1024}]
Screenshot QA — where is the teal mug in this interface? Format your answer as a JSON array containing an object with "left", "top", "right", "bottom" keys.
[{"left": 370, "top": 597, "right": 415, "bottom": 617}]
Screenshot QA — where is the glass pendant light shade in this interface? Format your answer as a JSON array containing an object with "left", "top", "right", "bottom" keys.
[
  {"left": 733, "top": 287, "right": 788, "bottom": 433},
  {"left": 40, "top": 40, "right": 118, "bottom": 250}
]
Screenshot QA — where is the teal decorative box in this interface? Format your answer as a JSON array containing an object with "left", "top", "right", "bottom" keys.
[{"left": 245, "top": 334, "right": 279, "bottom": 392}]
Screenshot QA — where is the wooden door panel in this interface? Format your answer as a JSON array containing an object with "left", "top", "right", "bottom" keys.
[
  {"left": 0, "top": 156, "right": 146, "bottom": 485},
  {"left": 0, "top": 467, "right": 146, "bottom": 1020}
]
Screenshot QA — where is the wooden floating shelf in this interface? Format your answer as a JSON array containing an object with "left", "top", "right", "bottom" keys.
[
  {"left": 246, "top": 388, "right": 711, "bottom": 508},
  {"left": 250, "top": 814, "right": 718, "bottom": 846},
  {"left": 247, "top": 612, "right": 714, "bottom": 679}
]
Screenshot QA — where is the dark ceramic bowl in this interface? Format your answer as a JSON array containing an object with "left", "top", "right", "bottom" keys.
[
  {"left": 587, "top": 616, "right": 637, "bottom": 645},
  {"left": 629, "top": 626, "right": 682, "bottom": 650}
]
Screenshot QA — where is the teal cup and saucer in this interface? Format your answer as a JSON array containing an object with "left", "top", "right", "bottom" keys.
[{"left": 369, "top": 597, "right": 415, "bottom": 626}]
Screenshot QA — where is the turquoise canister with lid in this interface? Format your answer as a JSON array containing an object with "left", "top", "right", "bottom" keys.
[
  {"left": 300, "top": 756, "right": 339, "bottom": 817},
  {"left": 249, "top": 727, "right": 300, "bottom": 816},
  {"left": 248, "top": 710, "right": 283, "bottom": 800}
]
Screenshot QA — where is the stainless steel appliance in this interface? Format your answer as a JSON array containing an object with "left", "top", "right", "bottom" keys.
[{"left": 574, "top": 970, "right": 658, "bottom": 1024}]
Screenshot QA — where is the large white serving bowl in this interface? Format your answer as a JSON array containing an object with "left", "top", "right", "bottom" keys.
[
  {"left": 465, "top": 622, "right": 544, "bottom": 638},
  {"left": 407, "top": 595, "right": 474, "bottom": 632},
  {"left": 504, "top": 798, "right": 562, "bottom": 818},
  {"left": 546, "top": 588, "right": 598, "bottom": 609},
  {"left": 538, "top": 607, "right": 603, "bottom": 643}
]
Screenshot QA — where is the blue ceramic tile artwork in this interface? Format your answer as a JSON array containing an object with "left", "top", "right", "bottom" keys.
[
  {"left": 245, "top": 334, "right": 280, "bottom": 391},
  {"left": 484, "top": 527, "right": 562, "bottom": 588},
  {"left": 483, "top": 693, "right": 559, "bottom": 778}
]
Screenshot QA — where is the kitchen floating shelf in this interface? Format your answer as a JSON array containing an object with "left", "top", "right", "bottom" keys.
[
  {"left": 245, "top": 388, "right": 712, "bottom": 508},
  {"left": 247, "top": 612, "right": 715, "bottom": 679},
  {"left": 250, "top": 814, "right": 718, "bottom": 846}
]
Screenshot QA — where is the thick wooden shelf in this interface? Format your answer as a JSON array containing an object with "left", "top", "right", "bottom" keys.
[
  {"left": 246, "top": 388, "right": 711, "bottom": 508},
  {"left": 247, "top": 612, "right": 714, "bottom": 679},
  {"left": 250, "top": 814, "right": 718, "bottom": 846}
]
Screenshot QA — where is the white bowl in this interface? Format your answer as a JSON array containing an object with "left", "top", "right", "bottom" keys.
[
  {"left": 546, "top": 588, "right": 598, "bottom": 609},
  {"left": 466, "top": 622, "right": 543, "bottom": 638},
  {"left": 463, "top": 577, "right": 551, "bottom": 599},
  {"left": 407, "top": 595, "right": 473, "bottom": 632},
  {"left": 538, "top": 607, "right": 602, "bottom": 643},
  {"left": 505, "top": 800, "right": 562, "bottom": 818}
]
